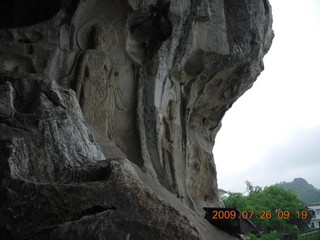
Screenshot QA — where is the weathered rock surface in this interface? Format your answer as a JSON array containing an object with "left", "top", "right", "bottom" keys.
[{"left": 0, "top": 0, "right": 273, "bottom": 239}]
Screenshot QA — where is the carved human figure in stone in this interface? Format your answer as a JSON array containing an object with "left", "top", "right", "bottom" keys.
[
  {"left": 74, "top": 24, "right": 125, "bottom": 149},
  {"left": 160, "top": 95, "right": 183, "bottom": 198}
]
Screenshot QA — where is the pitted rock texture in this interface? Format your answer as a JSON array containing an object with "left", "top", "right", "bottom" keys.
[{"left": 0, "top": 0, "right": 273, "bottom": 239}]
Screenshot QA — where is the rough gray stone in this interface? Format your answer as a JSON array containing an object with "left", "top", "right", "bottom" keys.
[
  {"left": 0, "top": 0, "right": 273, "bottom": 239},
  {"left": 0, "top": 71, "right": 106, "bottom": 183}
]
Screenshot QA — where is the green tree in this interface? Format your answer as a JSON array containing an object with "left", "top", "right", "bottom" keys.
[
  {"left": 223, "top": 192, "right": 248, "bottom": 210},
  {"left": 223, "top": 182, "right": 311, "bottom": 239}
]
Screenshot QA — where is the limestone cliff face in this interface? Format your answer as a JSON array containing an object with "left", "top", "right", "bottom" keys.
[{"left": 0, "top": 0, "right": 273, "bottom": 239}]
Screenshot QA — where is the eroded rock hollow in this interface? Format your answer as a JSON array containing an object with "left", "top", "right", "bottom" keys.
[{"left": 0, "top": 0, "right": 273, "bottom": 239}]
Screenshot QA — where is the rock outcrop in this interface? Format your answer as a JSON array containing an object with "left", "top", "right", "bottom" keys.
[{"left": 0, "top": 0, "right": 273, "bottom": 239}]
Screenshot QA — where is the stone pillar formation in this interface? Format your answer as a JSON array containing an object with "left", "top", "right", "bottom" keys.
[{"left": 0, "top": 0, "right": 273, "bottom": 239}]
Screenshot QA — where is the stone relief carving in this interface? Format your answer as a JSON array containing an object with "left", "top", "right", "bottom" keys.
[
  {"left": 0, "top": 0, "right": 274, "bottom": 238},
  {"left": 159, "top": 78, "right": 185, "bottom": 199},
  {"left": 71, "top": 23, "right": 126, "bottom": 150},
  {"left": 57, "top": 1, "right": 143, "bottom": 165}
]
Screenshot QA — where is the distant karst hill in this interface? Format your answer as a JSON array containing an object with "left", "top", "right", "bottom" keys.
[{"left": 275, "top": 178, "right": 320, "bottom": 205}]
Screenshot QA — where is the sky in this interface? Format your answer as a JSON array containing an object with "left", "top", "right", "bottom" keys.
[{"left": 214, "top": 0, "right": 320, "bottom": 193}]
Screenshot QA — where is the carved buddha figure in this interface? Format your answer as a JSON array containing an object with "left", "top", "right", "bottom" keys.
[{"left": 74, "top": 24, "right": 125, "bottom": 149}]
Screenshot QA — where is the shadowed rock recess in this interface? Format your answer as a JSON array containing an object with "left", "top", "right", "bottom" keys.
[{"left": 0, "top": 0, "right": 273, "bottom": 239}]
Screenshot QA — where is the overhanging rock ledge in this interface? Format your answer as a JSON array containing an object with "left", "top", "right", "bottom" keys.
[{"left": 0, "top": 0, "right": 273, "bottom": 239}]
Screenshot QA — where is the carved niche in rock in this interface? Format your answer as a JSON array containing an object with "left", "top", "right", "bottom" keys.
[
  {"left": 62, "top": 0, "right": 142, "bottom": 166},
  {"left": 72, "top": 24, "right": 126, "bottom": 149},
  {"left": 158, "top": 77, "right": 187, "bottom": 200}
]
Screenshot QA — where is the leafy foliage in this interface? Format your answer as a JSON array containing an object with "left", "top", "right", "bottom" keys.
[
  {"left": 223, "top": 181, "right": 311, "bottom": 239},
  {"left": 259, "top": 232, "right": 283, "bottom": 240}
]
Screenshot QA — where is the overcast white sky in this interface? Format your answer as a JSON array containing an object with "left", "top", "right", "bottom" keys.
[{"left": 214, "top": 0, "right": 320, "bottom": 193}]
